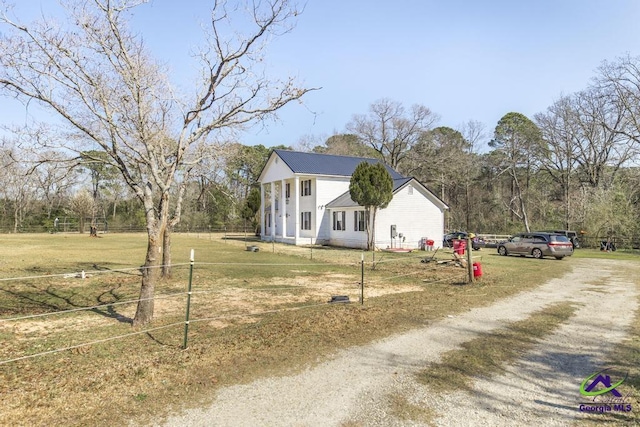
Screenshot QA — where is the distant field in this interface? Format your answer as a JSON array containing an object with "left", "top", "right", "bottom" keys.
[{"left": 0, "top": 233, "right": 616, "bottom": 426}]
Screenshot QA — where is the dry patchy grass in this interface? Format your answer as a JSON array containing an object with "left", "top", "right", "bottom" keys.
[{"left": 0, "top": 233, "right": 572, "bottom": 426}]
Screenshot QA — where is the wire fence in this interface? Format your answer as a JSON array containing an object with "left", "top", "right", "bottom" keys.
[
  {"left": 0, "top": 249, "right": 467, "bottom": 366},
  {"left": 0, "top": 224, "right": 257, "bottom": 235},
  {"left": 4, "top": 223, "right": 639, "bottom": 251}
]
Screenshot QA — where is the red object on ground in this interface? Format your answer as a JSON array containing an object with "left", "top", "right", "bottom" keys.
[
  {"left": 426, "top": 239, "right": 435, "bottom": 249},
  {"left": 453, "top": 239, "right": 466, "bottom": 255},
  {"left": 473, "top": 261, "right": 483, "bottom": 278}
]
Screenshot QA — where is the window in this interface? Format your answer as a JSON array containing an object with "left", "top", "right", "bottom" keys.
[
  {"left": 301, "top": 212, "right": 311, "bottom": 230},
  {"left": 354, "top": 210, "right": 367, "bottom": 231},
  {"left": 267, "top": 213, "right": 271, "bottom": 228},
  {"left": 333, "top": 211, "right": 346, "bottom": 231},
  {"left": 408, "top": 186, "right": 414, "bottom": 195},
  {"left": 285, "top": 183, "right": 290, "bottom": 199},
  {"left": 301, "top": 179, "right": 312, "bottom": 196}
]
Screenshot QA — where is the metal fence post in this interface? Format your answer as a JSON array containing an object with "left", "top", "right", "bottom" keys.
[
  {"left": 361, "top": 253, "right": 364, "bottom": 305},
  {"left": 182, "top": 249, "right": 195, "bottom": 349}
]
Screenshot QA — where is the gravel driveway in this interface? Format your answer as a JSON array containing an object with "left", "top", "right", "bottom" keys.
[{"left": 161, "top": 259, "right": 638, "bottom": 426}]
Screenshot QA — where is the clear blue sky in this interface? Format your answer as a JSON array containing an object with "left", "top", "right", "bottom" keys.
[{"left": 4, "top": 0, "right": 640, "bottom": 150}]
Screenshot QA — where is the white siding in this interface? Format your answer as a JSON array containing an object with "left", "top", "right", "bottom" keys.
[
  {"left": 298, "top": 178, "right": 315, "bottom": 239},
  {"left": 375, "top": 184, "right": 445, "bottom": 250},
  {"left": 284, "top": 182, "right": 296, "bottom": 237},
  {"left": 314, "top": 177, "right": 351, "bottom": 242},
  {"left": 260, "top": 156, "right": 294, "bottom": 182},
  {"left": 328, "top": 208, "right": 368, "bottom": 249}
]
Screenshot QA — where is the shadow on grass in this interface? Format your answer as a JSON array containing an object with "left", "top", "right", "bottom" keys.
[
  {"left": 451, "top": 281, "right": 473, "bottom": 286},
  {"left": 145, "top": 331, "right": 176, "bottom": 347},
  {"left": 0, "top": 282, "right": 132, "bottom": 324},
  {"left": 91, "top": 263, "right": 142, "bottom": 276},
  {"left": 47, "top": 284, "right": 133, "bottom": 324},
  {"left": 222, "top": 236, "right": 261, "bottom": 243}
]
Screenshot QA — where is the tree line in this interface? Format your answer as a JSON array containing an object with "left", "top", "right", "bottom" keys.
[
  {"left": 3, "top": 91, "right": 639, "bottom": 247},
  {"left": 309, "top": 83, "right": 639, "bottom": 246},
  {"left": 3, "top": 71, "right": 640, "bottom": 246}
]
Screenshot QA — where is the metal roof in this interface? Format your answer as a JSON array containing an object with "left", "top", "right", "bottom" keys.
[{"left": 273, "top": 149, "right": 405, "bottom": 180}]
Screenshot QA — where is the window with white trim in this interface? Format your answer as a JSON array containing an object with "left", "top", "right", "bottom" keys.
[
  {"left": 332, "top": 211, "right": 346, "bottom": 231},
  {"left": 285, "top": 183, "right": 290, "bottom": 199},
  {"left": 301, "top": 179, "right": 312, "bottom": 196},
  {"left": 354, "top": 210, "right": 367, "bottom": 231},
  {"left": 301, "top": 212, "right": 311, "bottom": 230}
]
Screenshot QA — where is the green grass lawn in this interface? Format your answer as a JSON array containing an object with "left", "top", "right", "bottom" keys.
[
  {"left": 0, "top": 233, "right": 635, "bottom": 426},
  {"left": 572, "top": 247, "right": 640, "bottom": 261}
]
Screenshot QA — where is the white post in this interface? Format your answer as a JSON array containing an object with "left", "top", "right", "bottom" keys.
[
  {"left": 281, "top": 179, "right": 287, "bottom": 240},
  {"left": 260, "top": 183, "right": 265, "bottom": 240},
  {"left": 294, "top": 177, "right": 300, "bottom": 242},
  {"left": 270, "top": 182, "right": 276, "bottom": 241}
]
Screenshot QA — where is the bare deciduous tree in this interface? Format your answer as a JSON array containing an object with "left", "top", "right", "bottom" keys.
[
  {"left": 310, "top": 133, "right": 376, "bottom": 158},
  {"left": 0, "top": 0, "right": 315, "bottom": 326},
  {"left": 347, "top": 98, "right": 439, "bottom": 170},
  {"left": 34, "top": 152, "right": 79, "bottom": 220},
  {"left": 0, "top": 142, "right": 39, "bottom": 232},
  {"left": 596, "top": 54, "right": 640, "bottom": 146},
  {"left": 535, "top": 95, "right": 581, "bottom": 230},
  {"left": 572, "top": 88, "right": 633, "bottom": 188},
  {"left": 67, "top": 189, "right": 96, "bottom": 233}
]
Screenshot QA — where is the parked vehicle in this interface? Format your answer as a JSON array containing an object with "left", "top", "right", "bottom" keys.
[
  {"left": 475, "top": 234, "right": 511, "bottom": 248},
  {"left": 443, "top": 231, "right": 482, "bottom": 250},
  {"left": 497, "top": 232, "right": 574, "bottom": 260},
  {"left": 541, "top": 230, "right": 581, "bottom": 248}
]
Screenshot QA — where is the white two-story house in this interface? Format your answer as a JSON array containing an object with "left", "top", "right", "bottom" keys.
[{"left": 258, "top": 149, "right": 448, "bottom": 250}]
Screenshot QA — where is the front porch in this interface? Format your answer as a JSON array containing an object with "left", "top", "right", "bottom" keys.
[{"left": 260, "top": 177, "right": 305, "bottom": 245}]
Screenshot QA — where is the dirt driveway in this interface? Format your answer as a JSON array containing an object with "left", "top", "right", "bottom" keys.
[{"left": 161, "top": 258, "right": 639, "bottom": 426}]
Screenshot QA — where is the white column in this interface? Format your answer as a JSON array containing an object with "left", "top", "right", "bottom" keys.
[
  {"left": 260, "top": 183, "right": 265, "bottom": 240},
  {"left": 281, "top": 179, "right": 287, "bottom": 239},
  {"left": 294, "top": 177, "right": 300, "bottom": 241},
  {"left": 270, "top": 182, "right": 276, "bottom": 240}
]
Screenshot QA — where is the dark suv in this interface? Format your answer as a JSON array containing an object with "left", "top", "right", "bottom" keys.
[
  {"left": 443, "top": 231, "right": 481, "bottom": 250},
  {"left": 497, "top": 232, "right": 574, "bottom": 260}
]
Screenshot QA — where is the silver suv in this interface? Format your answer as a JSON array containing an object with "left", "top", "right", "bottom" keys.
[{"left": 497, "top": 232, "right": 574, "bottom": 260}]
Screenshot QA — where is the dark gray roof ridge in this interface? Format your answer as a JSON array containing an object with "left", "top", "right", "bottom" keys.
[{"left": 272, "top": 149, "right": 404, "bottom": 180}]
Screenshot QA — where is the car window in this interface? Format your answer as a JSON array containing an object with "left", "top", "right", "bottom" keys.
[
  {"left": 554, "top": 230, "right": 577, "bottom": 238},
  {"left": 533, "top": 235, "right": 547, "bottom": 242},
  {"left": 511, "top": 236, "right": 521, "bottom": 243},
  {"left": 550, "top": 235, "right": 570, "bottom": 243}
]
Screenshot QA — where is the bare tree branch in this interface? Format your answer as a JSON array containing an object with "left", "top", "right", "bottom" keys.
[{"left": 0, "top": 0, "right": 314, "bottom": 326}]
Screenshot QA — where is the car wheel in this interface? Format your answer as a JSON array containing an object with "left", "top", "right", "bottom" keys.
[
  {"left": 532, "top": 248, "right": 543, "bottom": 259},
  {"left": 555, "top": 256, "right": 564, "bottom": 260},
  {"left": 498, "top": 246, "right": 508, "bottom": 256}
]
